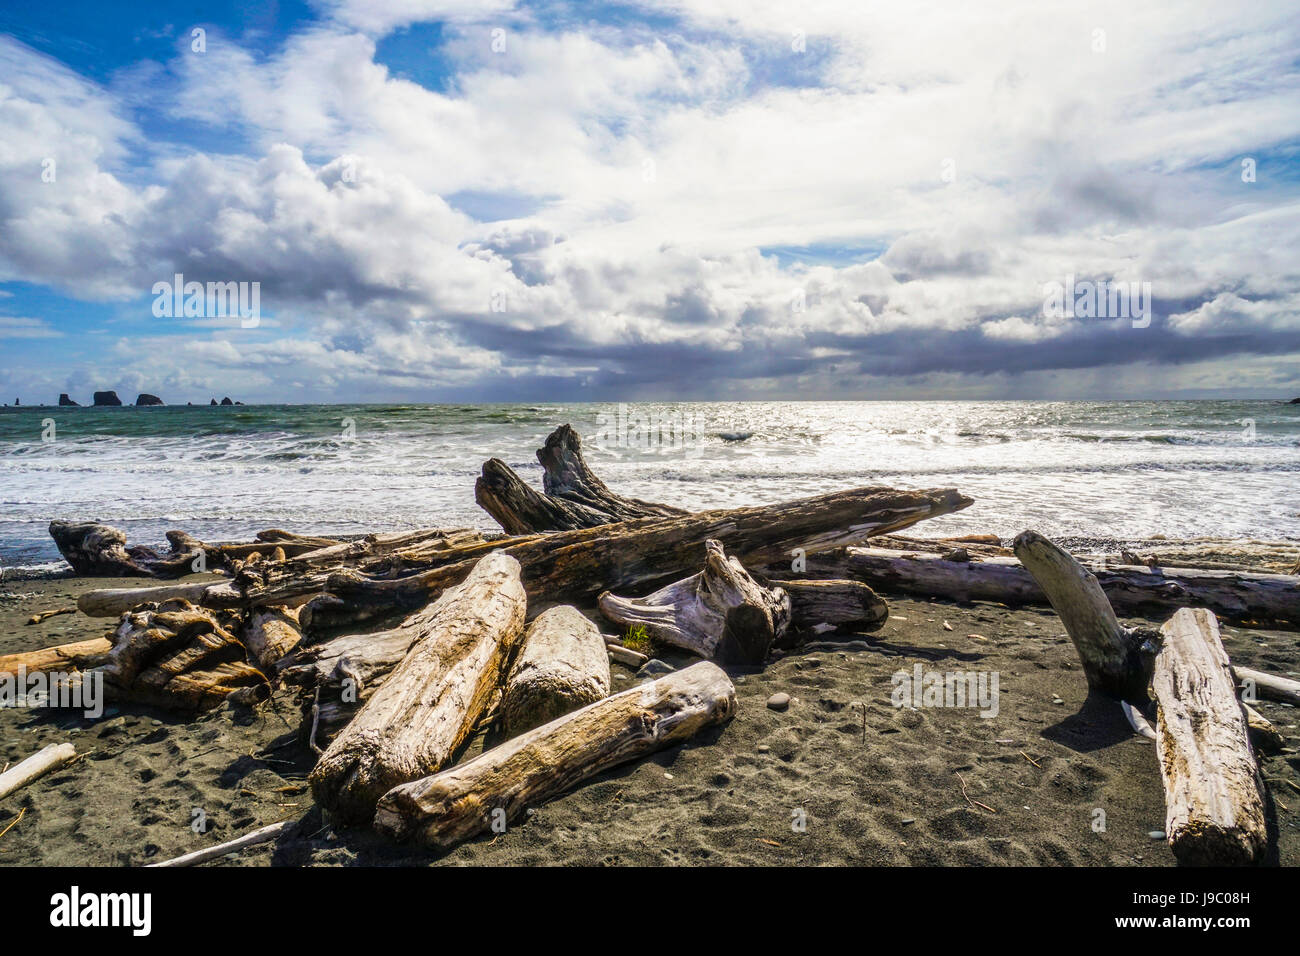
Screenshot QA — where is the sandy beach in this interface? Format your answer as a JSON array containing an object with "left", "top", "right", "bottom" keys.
[{"left": 3, "top": 559, "right": 1296, "bottom": 867}]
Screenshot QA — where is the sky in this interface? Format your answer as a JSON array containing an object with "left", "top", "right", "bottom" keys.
[{"left": 1, "top": 0, "right": 1299, "bottom": 404}]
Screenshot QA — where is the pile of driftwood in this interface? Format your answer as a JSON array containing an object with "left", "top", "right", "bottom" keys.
[
  {"left": 14, "top": 425, "right": 970, "bottom": 855},
  {"left": 10, "top": 423, "right": 1300, "bottom": 865}
]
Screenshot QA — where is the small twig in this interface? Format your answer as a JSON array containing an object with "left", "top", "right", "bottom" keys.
[
  {"left": 1020, "top": 751, "right": 1042, "bottom": 768},
  {"left": 308, "top": 688, "right": 324, "bottom": 756},
  {"left": 0, "top": 807, "right": 26, "bottom": 840},
  {"left": 957, "top": 772, "right": 996, "bottom": 813}
]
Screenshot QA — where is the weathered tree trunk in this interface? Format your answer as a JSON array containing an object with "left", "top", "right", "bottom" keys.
[
  {"left": 78, "top": 580, "right": 242, "bottom": 618},
  {"left": 1153, "top": 608, "right": 1267, "bottom": 866},
  {"left": 801, "top": 545, "right": 1300, "bottom": 627},
  {"left": 476, "top": 424, "right": 687, "bottom": 534},
  {"left": 501, "top": 605, "right": 610, "bottom": 736},
  {"left": 0, "top": 743, "right": 78, "bottom": 802},
  {"left": 1013, "top": 531, "right": 1158, "bottom": 704},
  {"left": 308, "top": 552, "right": 527, "bottom": 825},
  {"left": 242, "top": 606, "right": 302, "bottom": 671},
  {"left": 598, "top": 540, "right": 790, "bottom": 663},
  {"left": 766, "top": 579, "right": 888, "bottom": 633},
  {"left": 373, "top": 660, "right": 736, "bottom": 851},
  {"left": 0, "top": 637, "right": 112, "bottom": 678},
  {"left": 94, "top": 600, "right": 268, "bottom": 711},
  {"left": 49, "top": 521, "right": 201, "bottom": 578},
  {"left": 300, "top": 485, "right": 972, "bottom": 636}
]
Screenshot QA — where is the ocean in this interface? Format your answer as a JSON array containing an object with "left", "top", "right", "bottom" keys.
[{"left": 1, "top": 400, "right": 1297, "bottom": 570}]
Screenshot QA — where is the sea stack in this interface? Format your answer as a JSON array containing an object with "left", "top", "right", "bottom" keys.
[
  {"left": 58, "top": 393, "right": 79, "bottom": 406},
  {"left": 135, "top": 393, "right": 164, "bottom": 406},
  {"left": 92, "top": 390, "right": 122, "bottom": 406},
  {"left": 220, "top": 396, "right": 234, "bottom": 406},
  {"left": 209, "top": 398, "right": 218, "bottom": 405}
]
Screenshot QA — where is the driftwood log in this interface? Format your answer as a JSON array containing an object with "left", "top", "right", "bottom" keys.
[
  {"left": 242, "top": 607, "right": 302, "bottom": 671},
  {"left": 374, "top": 660, "right": 737, "bottom": 851},
  {"left": 501, "top": 605, "right": 610, "bottom": 736},
  {"left": 1013, "top": 531, "right": 1159, "bottom": 703},
  {"left": 0, "top": 743, "right": 78, "bottom": 802},
  {"left": 766, "top": 578, "right": 888, "bottom": 634},
  {"left": 803, "top": 545, "right": 1300, "bottom": 627},
  {"left": 599, "top": 539, "right": 790, "bottom": 664},
  {"left": 95, "top": 600, "right": 269, "bottom": 711},
  {"left": 1153, "top": 608, "right": 1267, "bottom": 866},
  {"left": 476, "top": 424, "right": 686, "bottom": 533},
  {"left": 0, "top": 637, "right": 113, "bottom": 678},
  {"left": 77, "top": 484, "right": 972, "bottom": 623},
  {"left": 309, "top": 552, "right": 527, "bottom": 824},
  {"left": 1234, "top": 666, "right": 1300, "bottom": 707}
]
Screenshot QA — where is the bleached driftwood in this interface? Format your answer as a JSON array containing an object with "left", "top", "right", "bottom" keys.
[
  {"left": 374, "top": 661, "right": 737, "bottom": 851},
  {"left": 798, "top": 545, "right": 1300, "bottom": 627},
  {"left": 1234, "top": 666, "right": 1300, "bottom": 707},
  {"left": 598, "top": 539, "right": 791, "bottom": 664},
  {"left": 607, "top": 644, "right": 649, "bottom": 668},
  {"left": 476, "top": 424, "right": 687, "bottom": 534},
  {"left": 77, "top": 484, "right": 972, "bottom": 623},
  {"left": 1242, "top": 703, "right": 1284, "bottom": 754},
  {"left": 0, "top": 637, "right": 112, "bottom": 678},
  {"left": 26, "top": 607, "right": 75, "bottom": 626},
  {"left": 501, "top": 606, "right": 610, "bottom": 736},
  {"left": 309, "top": 551, "right": 527, "bottom": 824},
  {"left": 1153, "top": 608, "right": 1267, "bottom": 866},
  {"left": 147, "top": 818, "right": 292, "bottom": 867},
  {"left": 0, "top": 743, "right": 78, "bottom": 802},
  {"left": 242, "top": 606, "right": 302, "bottom": 671},
  {"left": 1013, "top": 531, "right": 1158, "bottom": 704}
]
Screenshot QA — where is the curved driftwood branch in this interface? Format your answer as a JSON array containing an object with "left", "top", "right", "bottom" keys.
[
  {"left": 1013, "top": 531, "right": 1156, "bottom": 704},
  {"left": 476, "top": 425, "right": 687, "bottom": 533},
  {"left": 598, "top": 539, "right": 790, "bottom": 664},
  {"left": 0, "top": 743, "right": 78, "bottom": 802},
  {"left": 374, "top": 660, "right": 736, "bottom": 851}
]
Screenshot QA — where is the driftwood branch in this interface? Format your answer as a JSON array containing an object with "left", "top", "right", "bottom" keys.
[
  {"left": 147, "top": 819, "right": 292, "bottom": 867},
  {"left": 0, "top": 743, "right": 78, "bottom": 802}
]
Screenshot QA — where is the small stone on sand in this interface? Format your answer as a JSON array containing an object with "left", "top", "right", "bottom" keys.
[{"left": 767, "top": 692, "right": 791, "bottom": 711}]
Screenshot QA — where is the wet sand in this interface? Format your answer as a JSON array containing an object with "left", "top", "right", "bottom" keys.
[{"left": 1, "top": 567, "right": 1298, "bottom": 867}]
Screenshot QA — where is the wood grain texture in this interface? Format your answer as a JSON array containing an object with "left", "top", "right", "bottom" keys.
[
  {"left": 1153, "top": 608, "right": 1267, "bottom": 866},
  {"left": 598, "top": 539, "right": 790, "bottom": 663},
  {"left": 373, "top": 660, "right": 736, "bottom": 851},
  {"left": 0, "top": 637, "right": 112, "bottom": 678},
  {"left": 501, "top": 605, "right": 610, "bottom": 736},
  {"left": 308, "top": 551, "right": 527, "bottom": 824}
]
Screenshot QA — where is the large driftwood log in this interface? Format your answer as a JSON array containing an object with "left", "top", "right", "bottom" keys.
[
  {"left": 598, "top": 540, "right": 790, "bottom": 664},
  {"left": 301, "top": 485, "right": 972, "bottom": 636},
  {"left": 308, "top": 552, "right": 527, "bottom": 824},
  {"left": 805, "top": 545, "right": 1300, "bottom": 627},
  {"left": 501, "top": 605, "right": 610, "bottom": 736},
  {"left": 94, "top": 600, "right": 269, "bottom": 711},
  {"left": 1153, "top": 608, "right": 1267, "bottom": 866},
  {"left": 0, "top": 637, "right": 113, "bottom": 678},
  {"left": 766, "top": 579, "right": 888, "bottom": 633},
  {"left": 0, "top": 743, "right": 78, "bottom": 802},
  {"left": 374, "top": 661, "right": 737, "bottom": 851},
  {"left": 1013, "top": 531, "right": 1158, "bottom": 704},
  {"left": 242, "top": 606, "right": 302, "bottom": 671},
  {"left": 476, "top": 424, "right": 687, "bottom": 534},
  {"left": 78, "top": 484, "right": 972, "bottom": 622}
]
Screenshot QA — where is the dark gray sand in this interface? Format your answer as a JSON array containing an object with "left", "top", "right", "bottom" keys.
[{"left": 2, "top": 572, "right": 1298, "bottom": 866}]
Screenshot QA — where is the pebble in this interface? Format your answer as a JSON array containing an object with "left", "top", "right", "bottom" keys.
[
  {"left": 767, "top": 692, "right": 791, "bottom": 711},
  {"left": 636, "top": 659, "right": 675, "bottom": 679},
  {"left": 757, "top": 744, "right": 771, "bottom": 753},
  {"left": 1148, "top": 830, "right": 1167, "bottom": 840},
  {"left": 901, "top": 817, "right": 916, "bottom": 825}
]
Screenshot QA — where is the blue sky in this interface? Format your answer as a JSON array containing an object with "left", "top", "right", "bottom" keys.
[{"left": 1, "top": 0, "right": 1299, "bottom": 403}]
